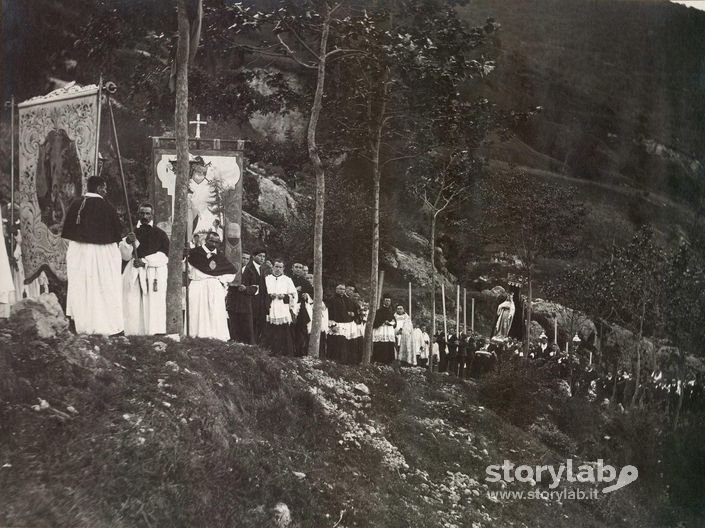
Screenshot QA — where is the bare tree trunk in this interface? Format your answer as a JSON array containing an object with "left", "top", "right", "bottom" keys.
[
  {"left": 524, "top": 267, "right": 533, "bottom": 357},
  {"left": 363, "top": 142, "right": 381, "bottom": 364},
  {"left": 166, "top": 0, "right": 190, "bottom": 335},
  {"left": 363, "top": 88, "right": 387, "bottom": 365},
  {"left": 430, "top": 212, "right": 438, "bottom": 370},
  {"left": 631, "top": 301, "right": 646, "bottom": 408},
  {"left": 673, "top": 352, "right": 686, "bottom": 430},
  {"left": 307, "top": 8, "right": 332, "bottom": 358}
]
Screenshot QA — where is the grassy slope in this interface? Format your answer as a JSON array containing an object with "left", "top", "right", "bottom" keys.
[{"left": 0, "top": 322, "right": 663, "bottom": 528}]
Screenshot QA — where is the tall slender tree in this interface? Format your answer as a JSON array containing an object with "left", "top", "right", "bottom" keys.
[
  {"left": 166, "top": 0, "right": 201, "bottom": 334},
  {"left": 328, "top": 3, "right": 498, "bottom": 363}
]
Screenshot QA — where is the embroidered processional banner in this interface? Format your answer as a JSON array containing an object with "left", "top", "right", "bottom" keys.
[
  {"left": 151, "top": 137, "right": 245, "bottom": 277},
  {"left": 18, "top": 84, "right": 101, "bottom": 282}
]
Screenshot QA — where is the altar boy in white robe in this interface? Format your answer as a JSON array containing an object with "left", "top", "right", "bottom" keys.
[
  {"left": 119, "top": 203, "right": 169, "bottom": 335},
  {"left": 264, "top": 258, "right": 298, "bottom": 356},
  {"left": 187, "top": 231, "right": 236, "bottom": 340}
]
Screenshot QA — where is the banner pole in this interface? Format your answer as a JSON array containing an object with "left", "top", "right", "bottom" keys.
[
  {"left": 184, "top": 228, "right": 190, "bottom": 337},
  {"left": 94, "top": 77, "right": 103, "bottom": 178},
  {"left": 9, "top": 95, "right": 15, "bottom": 256},
  {"left": 463, "top": 288, "right": 467, "bottom": 334},
  {"left": 456, "top": 285, "right": 460, "bottom": 335},
  {"left": 106, "top": 93, "right": 133, "bottom": 233},
  {"left": 471, "top": 297, "right": 475, "bottom": 334}
]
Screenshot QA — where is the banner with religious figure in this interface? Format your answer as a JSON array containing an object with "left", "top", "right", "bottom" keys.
[
  {"left": 18, "top": 83, "right": 102, "bottom": 282},
  {"left": 151, "top": 137, "right": 245, "bottom": 278}
]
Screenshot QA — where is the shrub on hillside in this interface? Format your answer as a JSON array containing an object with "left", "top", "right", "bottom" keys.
[
  {"left": 477, "top": 362, "right": 561, "bottom": 429},
  {"left": 528, "top": 415, "right": 577, "bottom": 454},
  {"left": 555, "top": 397, "right": 605, "bottom": 457}
]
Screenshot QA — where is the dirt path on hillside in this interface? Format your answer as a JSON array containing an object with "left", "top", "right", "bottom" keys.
[{"left": 489, "top": 159, "right": 695, "bottom": 223}]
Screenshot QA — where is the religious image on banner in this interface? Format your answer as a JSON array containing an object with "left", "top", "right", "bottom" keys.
[
  {"left": 18, "top": 83, "right": 101, "bottom": 282},
  {"left": 152, "top": 140, "right": 244, "bottom": 268},
  {"left": 36, "top": 129, "right": 83, "bottom": 233}
]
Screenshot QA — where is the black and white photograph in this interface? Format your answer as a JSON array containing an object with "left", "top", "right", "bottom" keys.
[{"left": 1, "top": 0, "right": 704, "bottom": 526}]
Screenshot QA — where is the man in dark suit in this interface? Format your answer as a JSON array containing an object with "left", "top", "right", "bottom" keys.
[
  {"left": 243, "top": 248, "right": 269, "bottom": 343},
  {"left": 226, "top": 252, "right": 257, "bottom": 343},
  {"left": 291, "top": 262, "right": 314, "bottom": 356}
]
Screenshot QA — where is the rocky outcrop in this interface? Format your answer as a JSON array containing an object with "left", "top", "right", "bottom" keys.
[
  {"left": 529, "top": 320, "right": 545, "bottom": 340},
  {"left": 245, "top": 165, "right": 300, "bottom": 226},
  {"left": 481, "top": 286, "right": 508, "bottom": 300},
  {"left": 602, "top": 324, "right": 654, "bottom": 358},
  {"left": 531, "top": 299, "right": 597, "bottom": 345},
  {"left": 257, "top": 175, "right": 298, "bottom": 223},
  {"left": 383, "top": 247, "right": 456, "bottom": 288},
  {"left": 640, "top": 137, "right": 702, "bottom": 176},
  {"left": 242, "top": 211, "right": 276, "bottom": 251},
  {"left": 10, "top": 294, "right": 68, "bottom": 339}
]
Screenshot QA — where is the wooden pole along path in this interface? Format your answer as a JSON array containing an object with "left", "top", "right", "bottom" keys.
[
  {"left": 441, "top": 283, "right": 448, "bottom": 337},
  {"left": 456, "top": 285, "right": 460, "bottom": 335},
  {"left": 463, "top": 288, "right": 467, "bottom": 334},
  {"left": 471, "top": 297, "right": 475, "bottom": 334},
  {"left": 554, "top": 318, "right": 558, "bottom": 345}
]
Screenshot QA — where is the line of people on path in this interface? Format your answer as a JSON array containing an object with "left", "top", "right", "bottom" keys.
[
  {"left": 52, "top": 178, "right": 431, "bottom": 362},
  {"left": 23, "top": 178, "right": 705, "bottom": 417}
]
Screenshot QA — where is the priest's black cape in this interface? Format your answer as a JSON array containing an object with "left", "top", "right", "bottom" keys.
[
  {"left": 188, "top": 247, "right": 237, "bottom": 276},
  {"left": 134, "top": 223, "right": 170, "bottom": 258},
  {"left": 61, "top": 196, "right": 122, "bottom": 244}
]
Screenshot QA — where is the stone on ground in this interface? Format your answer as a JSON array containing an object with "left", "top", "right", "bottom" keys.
[{"left": 10, "top": 293, "right": 68, "bottom": 338}]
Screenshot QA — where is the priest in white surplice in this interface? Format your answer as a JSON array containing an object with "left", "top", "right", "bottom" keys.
[
  {"left": 187, "top": 231, "right": 237, "bottom": 340},
  {"left": 263, "top": 259, "right": 298, "bottom": 356},
  {"left": 119, "top": 203, "right": 169, "bottom": 335},
  {"left": 61, "top": 176, "right": 124, "bottom": 335},
  {"left": 413, "top": 324, "right": 430, "bottom": 367},
  {"left": 395, "top": 305, "right": 416, "bottom": 365}
]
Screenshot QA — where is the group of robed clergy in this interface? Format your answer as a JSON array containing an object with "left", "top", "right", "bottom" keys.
[
  {"left": 60, "top": 176, "right": 434, "bottom": 361},
  {"left": 60, "top": 176, "right": 300, "bottom": 354}
]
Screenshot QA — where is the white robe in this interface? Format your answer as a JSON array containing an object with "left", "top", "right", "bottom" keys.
[
  {"left": 432, "top": 342, "right": 440, "bottom": 359},
  {"left": 413, "top": 328, "right": 430, "bottom": 359},
  {"left": 11, "top": 229, "right": 25, "bottom": 302},
  {"left": 24, "top": 271, "right": 49, "bottom": 299},
  {"left": 306, "top": 301, "right": 329, "bottom": 334},
  {"left": 188, "top": 266, "right": 235, "bottom": 341},
  {"left": 0, "top": 209, "right": 16, "bottom": 318},
  {"left": 395, "top": 313, "right": 415, "bottom": 365},
  {"left": 65, "top": 241, "right": 123, "bottom": 335},
  {"left": 373, "top": 312, "right": 396, "bottom": 343},
  {"left": 264, "top": 274, "right": 298, "bottom": 325},
  {"left": 119, "top": 238, "right": 168, "bottom": 335}
]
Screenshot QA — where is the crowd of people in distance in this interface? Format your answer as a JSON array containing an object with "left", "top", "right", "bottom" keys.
[{"left": 466, "top": 332, "right": 705, "bottom": 419}]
